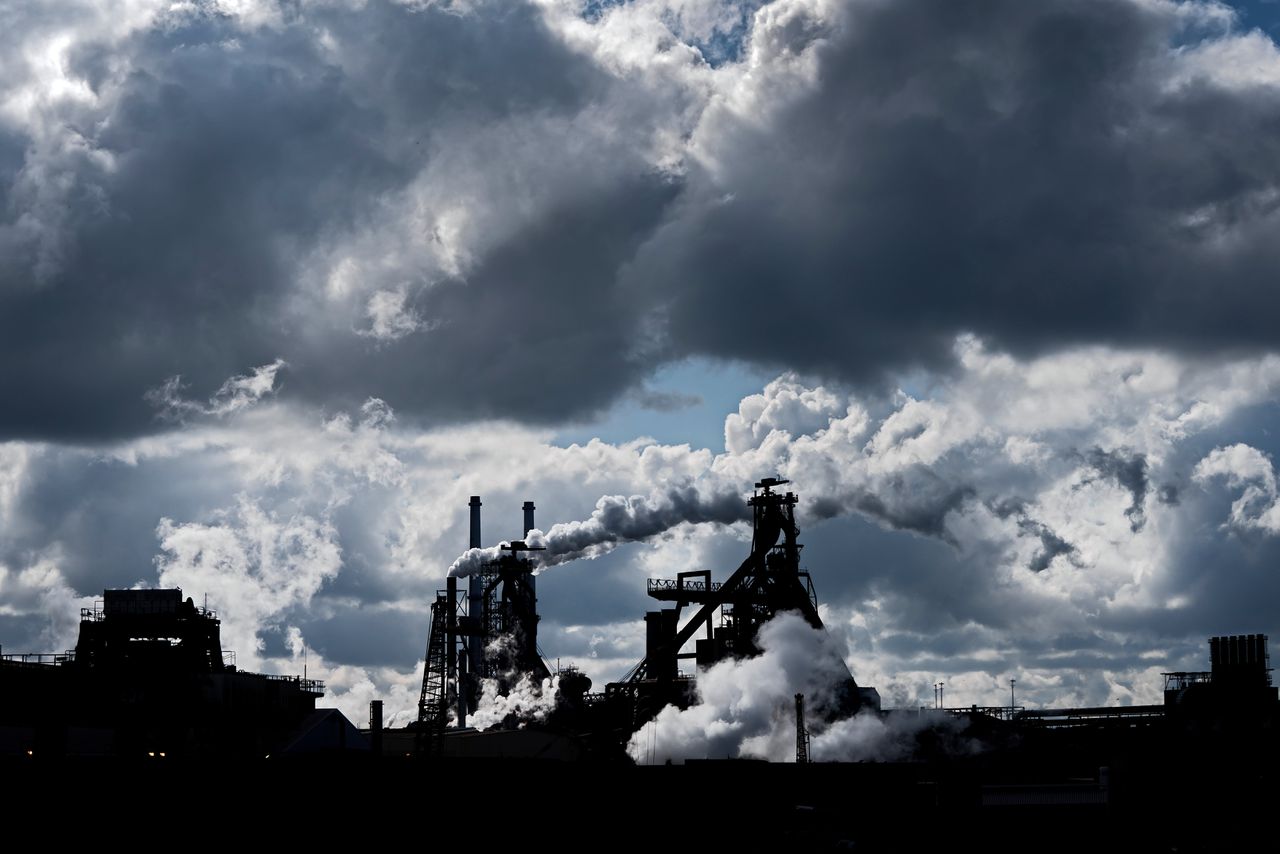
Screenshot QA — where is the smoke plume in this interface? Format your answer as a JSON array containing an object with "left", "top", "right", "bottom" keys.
[{"left": 448, "top": 483, "right": 750, "bottom": 578}]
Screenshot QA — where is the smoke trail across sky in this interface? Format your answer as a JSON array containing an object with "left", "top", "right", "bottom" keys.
[{"left": 447, "top": 484, "right": 751, "bottom": 578}]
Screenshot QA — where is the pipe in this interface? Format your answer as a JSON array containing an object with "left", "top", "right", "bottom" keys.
[
  {"left": 523, "top": 500, "right": 536, "bottom": 597},
  {"left": 470, "top": 496, "right": 483, "bottom": 549},
  {"left": 467, "top": 496, "right": 483, "bottom": 689},
  {"left": 447, "top": 576, "right": 461, "bottom": 728},
  {"left": 369, "top": 700, "right": 383, "bottom": 756}
]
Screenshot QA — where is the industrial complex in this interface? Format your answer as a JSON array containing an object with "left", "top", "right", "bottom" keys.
[{"left": 1, "top": 478, "right": 1276, "bottom": 846}]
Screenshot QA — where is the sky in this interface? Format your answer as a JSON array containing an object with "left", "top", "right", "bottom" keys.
[{"left": 5, "top": 0, "right": 1280, "bottom": 733}]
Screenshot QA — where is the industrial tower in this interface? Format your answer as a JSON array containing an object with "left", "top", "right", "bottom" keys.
[{"left": 416, "top": 498, "right": 550, "bottom": 753}]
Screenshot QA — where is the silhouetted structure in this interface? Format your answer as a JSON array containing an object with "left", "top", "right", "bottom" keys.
[
  {"left": 415, "top": 498, "right": 553, "bottom": 752},
  {"left": 1162, "top": 633, "right": 1277, "bottom": 722},
  {"left": 406, "top": 480, "right": 880, "bottom": 758},
  {"left": 604, "top": 478, "right": 864, "bottom": 725},
  {"left": 0, "top": 588, "right": 325, "bottom": 757},
  {"left": 2, "top": 491, "right": 1278, "bottom": 850}
]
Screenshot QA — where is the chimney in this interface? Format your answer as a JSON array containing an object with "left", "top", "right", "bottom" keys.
[
  {"left": 469, "top": 496, "right": 483, "bottom": 549},
  {"left": 523, "top": 500, "right": 536, "bottom": 597},
  {"left": 369, "top": 700, "right": 383, "bottom": 756}
]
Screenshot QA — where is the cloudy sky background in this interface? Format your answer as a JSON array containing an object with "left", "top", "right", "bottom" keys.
[{"left": 5, "top": 0, "right": 1280, "bottom": 728}]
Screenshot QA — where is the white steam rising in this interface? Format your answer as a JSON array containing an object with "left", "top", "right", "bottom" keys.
[
  {"left": 812, "top": 709, "right": 978, "bottom": 763},
  {"left": 468, "top": 672, "right": 561, "bottom": 731},
  {"left": 627, "top": 612, "right": 979, "bottom": 764}
]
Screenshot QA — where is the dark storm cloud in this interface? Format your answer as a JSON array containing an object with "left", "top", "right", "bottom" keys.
[
  {"left": 297, "top": 176, "right": 678, "bottom": 427},
  {"left": 631, "top": 387, "right": 704, "bottom": 412},
  {"left": 0, "top": 1, "right": 660, "bottom": 439},
  {"left": 2, "top": 10, "right": 402, "bottom": 438},
  {"left": 1021, "top": 517, "right": 1077, "bottom": 573},
  {"left": 8, "top": 1, "right": 1280, "bottom": 441},
  {"left": 851, "top": 479, "right": 974, "bottom": 541},
  {"left": 984, "top": 498, "right": 1077, "bottom": 573},
  {"left": 633, "top": 0, "right": 1280, "bottom": 381},
  {"left": 1083, "top": 447, "right": 1150, "bottom": 531}
]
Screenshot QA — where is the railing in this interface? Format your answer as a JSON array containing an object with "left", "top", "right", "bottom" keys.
[
  {"left": 1017, "top": 705, "right": 1165, "bottom": 727},
  {"left": 1019, "top": 705, "right": 1163, "bottom": 718},
  {"left": 647, "top": 579, "right": 723, "bottom": 595},
  {"left": 1, "top": 651, "right": 74, "bottom": 665},
  {"left": 1163, "top": 671, "right": 1211, "bottom": 691},
  {"left": 80, "top": 602, "right": 218, "bottom": 622},
  {"left": 930, "top": 705, "right": 1026, "bottom": 721},
  {"left": 261, "top": 673, "right": 326, "bottom": 693}
]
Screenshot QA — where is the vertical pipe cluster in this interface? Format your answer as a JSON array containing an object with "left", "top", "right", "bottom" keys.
[{"left": 1210, "top": 634, "right": 1273, "bottom": 687}]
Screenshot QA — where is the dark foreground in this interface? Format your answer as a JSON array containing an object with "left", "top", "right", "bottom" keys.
[{"left": 3, "top": 747, "right": 1273, "bottom": 852}]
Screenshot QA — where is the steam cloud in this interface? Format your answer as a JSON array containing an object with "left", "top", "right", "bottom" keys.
[
  {"left": 627, "top": 612, "right": 981, "bottom": 764},
  {"left": 468, "top": 672, "right": 561, "bottom": 731},
  {"left": 462, "top": 633, "right": 562, "bottom": 731}
]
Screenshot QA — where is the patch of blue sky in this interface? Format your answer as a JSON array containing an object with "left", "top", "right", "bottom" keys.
[
  {"left": 688, "top": 16, "right": 755, "bottom": 68},
  {"left": 579, "top": 0, "right": 770, "bottom": 68},
  {"left": 552, "top": 356, "right": 779, "bottom": 451},
  {"left": 1161, "top": 0, "right": 1280, "bottom": 47},
  {"left": 1231, "top": 1, "right": 1280, "bottom": 34},
  {"left": 580, "top": 0, "right": 630, "bottom": 24}
]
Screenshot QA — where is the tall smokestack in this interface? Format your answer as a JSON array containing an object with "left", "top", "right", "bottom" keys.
[
  {"left": 467, "top": 497, "right": 483, "bottom": 696},
  {"left": 470, "top": 496, "right": 483, "bottom": 549},
  {"left": 523, "top": 500, "right": 536, "bottom": 597},
  {"left": 369, "top": 700, "right": 383, "bottom": 756}
]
